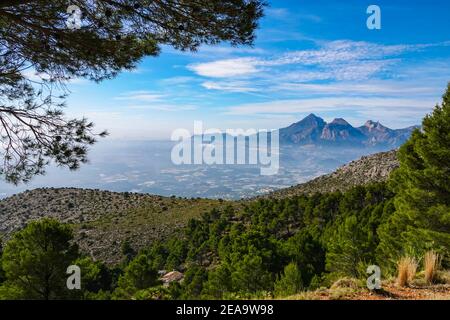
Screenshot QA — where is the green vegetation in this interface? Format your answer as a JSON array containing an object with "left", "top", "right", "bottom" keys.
[
  {"left": 0, "top": 183, "right": 395, "bottom": 299},
  {"left": 0, "top": 189, "right": 227, "bottom": 264},
  {"left": 1, "top": 219, "right": 79, "bottom": 299},
  {"left": 0, "top": 84, "right": 449, "bottom": 300},
  {"left": 135, "top": 182, "right": 394, "bottom": 299},
  {"left": 274, "top": 262, "right": 303, "bottom": 297},
  {"left": 377, "top": 84, "right": 450, "bottom": 271}
]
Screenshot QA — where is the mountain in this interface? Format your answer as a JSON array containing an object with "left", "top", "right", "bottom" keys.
[
  {"left": 280, "top": 114, "right": 417, "bottom": 147},
  {"left": 320, "top": 118, "right": 366, "bottom": 144},
  {"left": 267, "top": 149, "right": 399, "bottom": 198},
  {"left": 279, "top": 113, "right": 326, "bottom": 144},
  {"left": 358, "top": 120, "right": 395, "bottom": 145}
]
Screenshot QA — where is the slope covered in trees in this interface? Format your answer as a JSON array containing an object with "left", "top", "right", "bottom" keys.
[
  {"left": 0, "top": 149, "right": 400, "bottom": 264},
  {"left": 0, "top": 183, "right": 396, "bottom": 299}
]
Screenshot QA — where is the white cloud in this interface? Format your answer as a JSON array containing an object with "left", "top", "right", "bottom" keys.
[
  {"left": 160, "top": 76, "right": 197, "bottom": 85},
  {"left": 266, "top": 7, "right": 322, "bottom": 23},
  {"left": 187, "top": 57, "right": 261, "bottom": 78},
  {"left": 202, "top": 81, "right": 259, "bottom": 93},
  {"left": 115, "top": 91, "right": 165, "bottom": 102},
  {"left": 187, "top": 40, "right": 447, "bottom": 83},
  {"left": 186, "top": 40, "right": 450, "bottom": 104},
  {"left": 272, "top": 81, "right": 440, "bottom": 96},
  {"left": 126, "top": 104, "right": 197, "bottom": 112},
  {"left": 73, "top": 110, "right": 181, "bottom": 140},
  {"left": 224, "top": 97, "right": 436, "bottom": 118}
]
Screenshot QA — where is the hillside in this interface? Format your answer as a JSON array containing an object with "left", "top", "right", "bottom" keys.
[
  {"left": 267, "top": 149, "right": 399, "bottom": 198},
  {"left": 0, "top": 150, "right": 398, "bottom": 264},
  {"left": 0, "top": 188, "right": 227, "bottom": 264}
]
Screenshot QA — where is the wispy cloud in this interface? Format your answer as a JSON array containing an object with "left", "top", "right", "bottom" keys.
[
  {"left": 186, "top": 40, "right": 450, "bottom": 96},
  {"left": 266, "top": 7, "right": 322, "bottom": 23},
  {"left": 114, "top": 91, "right": 165, "bottom": 102},
  {"left": 201, "top": 81, "right": 259, "bottom": 93},
  {"left": 224, "top": 97, "right": 435, "bottom": 115},
  {"left": 272, "top": 81, "right": 441, "bottom": 96},
  {"left": 222, "top": 96, "right": 439, "bottom": 128},
  {"left": 160, "top": 76, "right": 197, "bottom": 85},
  {"left": 187, "top": 40, "right": 430, "bottom": 81},
  {"left": 126, "top": 104, "right": 197, "bottom": 112}
]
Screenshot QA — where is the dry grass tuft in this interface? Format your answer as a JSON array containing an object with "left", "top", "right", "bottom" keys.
[
  {"left": 424, "top": 250, "right": 441, "bottom": 284},
  {"left": 330, "top": 277, "right": 361, "bottom": 290},
  {"left": 397, "top": 256, "right": 417, "bottom": 287}
]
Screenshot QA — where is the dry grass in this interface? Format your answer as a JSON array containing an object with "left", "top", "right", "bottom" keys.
[
  {"left": 279, "top": 273, "right": 450, "bottom": 300},
  {"left": 397, "top": 256, "right": 418, "bottom": 287},
  {"left": 436, "top": 270, "right": 450, "bottom": 284},
  {"left": 330, "top": 277, "right": 361, "bottom": 290},
  {"left": 424, "top": 251, "right": 441, "bottom": 284},
  {"left": 281, "top": 290, "right": 322, "bottom": 300}
]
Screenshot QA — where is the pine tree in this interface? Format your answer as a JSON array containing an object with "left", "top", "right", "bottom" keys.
[
  {"left": 377, "top": 83, "right": 450, "bottom": 270},
  {"left": 231, "top": 253, "right": 272, "bottom": 294},
  {"left": 1, "top": 219, "right": 79, "bottom": 299},
  {"left": 274, "top": 262, "right": 303, "bottom": 297},
  {"left": 202, "top": 264, "right": 232, "bottom": 299},
  {"left": 285, "top": 229, "right": 325, "bottom": 287},
  {"left": 113, "top": 253, "right": 159, "bottom": 299},
  {"left": 326, "top": 216, "right": 368, "bottom": 277}
]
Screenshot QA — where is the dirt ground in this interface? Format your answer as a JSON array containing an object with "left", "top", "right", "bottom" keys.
[{"left": 309, "top": 283, "right": 450, "bottom": 300}]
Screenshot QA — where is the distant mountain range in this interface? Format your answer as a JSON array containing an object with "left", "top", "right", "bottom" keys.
[{"left": 280, "top": 114, "right": 419, "bottom": 147}]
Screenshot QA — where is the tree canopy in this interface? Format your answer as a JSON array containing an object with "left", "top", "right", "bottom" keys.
[
  {"left": 0, "top": 0, "right": 265, "bottom": 183},
  {"left": 377, "top": 83, "right": 450, "bottom": 269},
  {"left": 1, "top": 218, "right": 79, "bottom": 299}
]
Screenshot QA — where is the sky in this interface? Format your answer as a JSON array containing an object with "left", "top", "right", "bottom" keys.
[{"left": 63, "top": 0, "right": 450, "bottom": 140}]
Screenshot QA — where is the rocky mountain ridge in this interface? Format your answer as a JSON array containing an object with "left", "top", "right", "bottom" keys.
[{"left": 280, "top": 114, "right": 418, "bottom": 147}]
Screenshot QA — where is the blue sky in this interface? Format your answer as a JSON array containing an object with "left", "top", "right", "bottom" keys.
[{"left": 64, "top": 0, "right": 450, "bottom": 139}]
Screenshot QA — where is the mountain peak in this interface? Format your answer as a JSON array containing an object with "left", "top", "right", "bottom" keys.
[
  {"left": 305, "top": 113, "right": 322, "bottom": 120},
  {"left": 287, "top": 113, "right": 326, "bottom": 128},
  {"left": 362, "top": 120, "right": 391, "bottom": 132},
  {"left": 330, "top": 118, "right": 350, "bottom": 126},
  {"left": 364, "top": 120, "right": 382, "bottom": 128},
  {"left": 280, "top": 114, "right": 326, "bottom": 144}
]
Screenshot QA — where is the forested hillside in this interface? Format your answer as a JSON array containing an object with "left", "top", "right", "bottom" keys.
[{"left": 0, "top": 150, "right": 399, "bottom": 264}]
